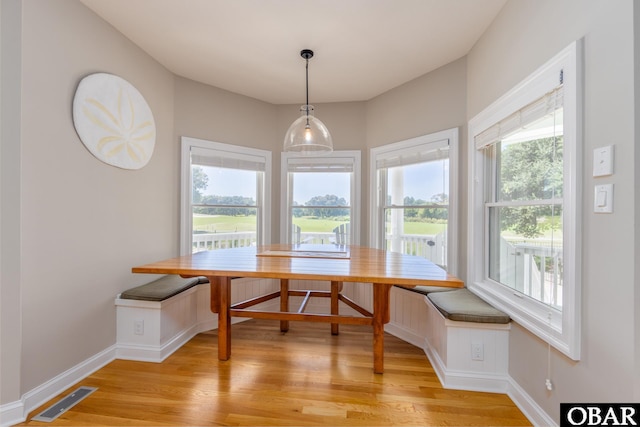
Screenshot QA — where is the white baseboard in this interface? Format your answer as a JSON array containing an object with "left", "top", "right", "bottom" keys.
[
  {"left": 0, "top": 399, "right": 25, "bottom": 427},
  {"left": 0, "top": 344, "right": 116, "bottom": 427},
  {"left": 424, "top": 340, "right": 511, "bottom": 393},
  {"left": 3, "top": 281, "right": 554, "bottom": 427},
  {"left": 507, "top": 375, "right": 558, "bottom": 427},
  {"left": 115, "top": 322, "right": 203, "bottom": 362},
  {"left": 384, "top": 321, "right": 424, "bottom": 348}
]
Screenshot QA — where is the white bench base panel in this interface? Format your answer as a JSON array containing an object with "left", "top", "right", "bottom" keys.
[
  {"left": 385, "top": 287, "right": 511, "bottom": 394},
  {"left": 115, "top": 278, "right": 362, "bottom": 362}
]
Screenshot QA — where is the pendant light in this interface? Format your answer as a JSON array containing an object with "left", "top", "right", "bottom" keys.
[{"left": 283, "top": 49, "right": 333, "bottom": 155}]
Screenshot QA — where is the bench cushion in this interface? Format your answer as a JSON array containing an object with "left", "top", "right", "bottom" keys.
[
  {"left": 121, "top": 275, "right": 204, "bottom": 302},
  {"left": 395, "top": 284, "right": 458, "bottom": 296},
  {"left": 427, "top": 288, "right": 510, "bottom": 324}
]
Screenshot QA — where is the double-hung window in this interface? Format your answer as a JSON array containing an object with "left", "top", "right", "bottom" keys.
[
  {"left": 181, "top": 137, "right": 271, "bottom": 254},
  {"left": 370, "top": 128, "right": 458, "bottom": 273},
  {"left": 281, "top": 151, "right": 361, "bottom": 245},
  {"left": 468, "top": 41, "right": 582, "bottom": 359}
]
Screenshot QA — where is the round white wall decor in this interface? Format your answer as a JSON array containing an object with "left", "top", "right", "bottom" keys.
[{"left": 73, "top": 73, "right": 156, "bottom": 170}]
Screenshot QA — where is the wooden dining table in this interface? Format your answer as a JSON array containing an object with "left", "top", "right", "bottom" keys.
[{"left": 132, "top": 244, "right": 464, "bottom": 373}]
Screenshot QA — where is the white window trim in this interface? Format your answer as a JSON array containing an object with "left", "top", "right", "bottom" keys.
[
  {"left": 369, "top": 127, "right": 459, "bottom": 276},
  {"left": 280, "top": 150, "right": 361, "bottom": 245},
  {"left": 180, "top": 137, "right": 272, "bottom": 255},
  {"left": 467, "top": 40, "right": 583, "bottom": 360}
]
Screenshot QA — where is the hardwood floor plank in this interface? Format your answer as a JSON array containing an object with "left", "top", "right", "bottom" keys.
[{"left": 19, "top": 319, "right": 530, "bottom": 426}]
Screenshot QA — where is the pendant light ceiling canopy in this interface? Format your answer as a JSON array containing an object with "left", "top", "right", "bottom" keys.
[{"left": 283, "top": 49, "right": 333, "bottom": 155}]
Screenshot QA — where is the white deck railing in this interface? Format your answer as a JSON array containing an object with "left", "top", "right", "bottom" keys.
[
  {"left": 192, "top": 231, "right": 446, "bottom": 264},
  {"left": 191, "top": 231, "right": 559, "bottom": 308},
  {"left": 192, "top": 231, "right": 257, "bottom": 252},
  {"left": 500, "top": 238, "right": 563, "bottom": 308}
]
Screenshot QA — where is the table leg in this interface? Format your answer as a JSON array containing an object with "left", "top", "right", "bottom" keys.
[
  {"left": 372, "top": 283, "right": 392, "bottom": 374},
  {"left": 331, "top": 281, "right": 342, "bottom": 335},
  {"left": 209, "top": 277, "right": 220, "bottom": 313},
  {"left": 280, "top": 279, "right": 289, "bottom": 332},
  {"left": 217, "top": 276, "right": 231, "bottom": 361}
]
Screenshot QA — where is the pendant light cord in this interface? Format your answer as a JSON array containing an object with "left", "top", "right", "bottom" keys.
[{"left": 305, "top": 57, "right": 310, "bottom": 126}]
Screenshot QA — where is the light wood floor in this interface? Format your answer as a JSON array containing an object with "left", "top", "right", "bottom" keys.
[{"left": 21, "top": 319, "right": 530, "bottom": 426}]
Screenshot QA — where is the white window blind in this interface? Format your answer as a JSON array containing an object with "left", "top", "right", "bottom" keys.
[
  {"left": 475, "top": 85, "right": 564, "bottom": 150},
  {"left": 191, "top": 146, "right": 266, "bottom": 171},
  {"left": 286, "top": 157, "right": 354, "bottom": 173},
  {"left": 375, "top": 138, "right": 449, "bottom": 169}
]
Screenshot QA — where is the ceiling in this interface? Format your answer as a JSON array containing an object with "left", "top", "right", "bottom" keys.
[{"left": 80, "top": 0, "right": 507, "bottom": 105}]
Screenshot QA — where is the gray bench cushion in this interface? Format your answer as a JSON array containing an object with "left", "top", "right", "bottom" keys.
[
  {"left": 121, "top": 275, "right": 205, "bottom": 302},
  {"left": 394, "top": 284, "right": 458, "bottom": 296},
  {"left": 427, "top": 288, "right": 510, "bottom": 324}
]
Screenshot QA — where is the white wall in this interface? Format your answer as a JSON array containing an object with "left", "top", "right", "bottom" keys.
[{"left": 467, "top": 0, "right": 637, "bottom": 419}]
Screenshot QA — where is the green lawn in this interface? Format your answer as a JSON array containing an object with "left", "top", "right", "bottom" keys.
[
  {"left": 194, "top": 214, "right": 446, "bottom": 235},
  {"left": 193, "top": 214, "right": 257, "bottom": 232}
]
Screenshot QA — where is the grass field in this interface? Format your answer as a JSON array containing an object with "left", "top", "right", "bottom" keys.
[
  {"left": 193, "top": 214, "right": 257, "bottom": 232},
  {"left": 193, "top": 214, "right": 446, "bottom": 235}
]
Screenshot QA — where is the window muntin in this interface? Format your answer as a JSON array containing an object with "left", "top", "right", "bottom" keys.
[
  {"left": 370, "top": 128, "right": 458, "bottom": 274},
  {"left": 181, "top": 138, "right": 271, "bottom": 255},
  {"left": 484, "top": 104, "right": 564, "bottom": 309},
  {"left": 191, "top": 165, "right": 260, "bottom": 252},
  {"left": 382, "top": 159, "right": 450, "bottom": 268},
  {"left": 281, "top": 152, "right": 361, "bottom": 245},
  {"left": 468, "top": 40, "right": 581, "bottom": 360}
]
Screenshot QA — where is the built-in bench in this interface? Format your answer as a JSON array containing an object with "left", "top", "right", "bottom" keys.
[
  {"left": 120, "top": 275, "right": 208, "bottom": 301},
  {"left": 115, "top": 275, "right": 281, "bottom": 363},
  {"left": 426, "top": 288, "right": 510, "bottom": 324},
  {"left": 115, "top": 275, "right": 217, "bottom": 362},
  {"left": 392, "top": 284, "right": 511, "bottom": 393}
]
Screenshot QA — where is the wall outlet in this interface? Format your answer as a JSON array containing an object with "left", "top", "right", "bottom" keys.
[
  {"left": 134, "top": 320, "right": 144, "bottom": 335},
  {"left": 471, "top": 342, "right": 484, "bottom": 361}
]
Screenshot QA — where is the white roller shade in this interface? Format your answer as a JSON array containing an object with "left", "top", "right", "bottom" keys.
[
  {"left": 375, "top": 138, "right": 449, "bottom": 169},
  {"left": 287, "top": 156, "right": 354, "bottom": 173},
  {"left": 191, "top": 146, "right": 266, "bottom": 171},
  {"left": 475, "top": 85, "right": 564, "bottom": 150}
]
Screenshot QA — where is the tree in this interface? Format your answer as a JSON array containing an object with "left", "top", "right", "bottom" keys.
[
  {"left": 499, "top": 136, "right": 563, "bottom": 238},
  {"left": 192, "top": 166, "right": 209, "bottom": 204},
  {"left": 305, "top": 194, "right": 349, "bottom": 218}
]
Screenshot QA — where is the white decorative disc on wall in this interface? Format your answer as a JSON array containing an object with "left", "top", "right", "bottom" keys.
[{"left": 73, "top": 73, "right": 156, "bottom": 170}]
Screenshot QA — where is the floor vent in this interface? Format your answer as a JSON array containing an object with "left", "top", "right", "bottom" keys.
[{"left": 31, "top": 386, "right": 97, "bottom": 422}]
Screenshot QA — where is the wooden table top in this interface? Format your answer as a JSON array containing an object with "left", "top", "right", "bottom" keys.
[{"left": 133, "top": 244, "right": 464, "bottom": 288}]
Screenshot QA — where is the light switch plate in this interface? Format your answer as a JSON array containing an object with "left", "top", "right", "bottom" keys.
[
  {"left": 593, "top": 145, "right": 614, "bottom": 177},
  {"left": 594, "top": 184, "right": 613, "bottom": 213}
]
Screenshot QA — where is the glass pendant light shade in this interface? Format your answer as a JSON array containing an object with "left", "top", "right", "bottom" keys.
[
  {"left": 283, "top": 105, "right": 333, "bottom": 155},
  {"left": 284, "top": 49, "right": 333, "bottom": 156}
]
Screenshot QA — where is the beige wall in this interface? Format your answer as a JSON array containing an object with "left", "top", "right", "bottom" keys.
[
  {"left": 3, "top": 0, "right": 639, "bottom": 423},
  {"left": 468, "top": 0, "right": 638, "bottom": 418},
  {"left": 173, "top": 77, "right": 280, "bottom": 236},
  {"left": 1, "top": 0, "right": 23, "bottom": 405},
  {"left": 19, "top": 0, "right": 175, "bottom": 392},
  {"left": 276, "top": 102, "right": 367, "bottom": 242},
  {"left": 635, "top": 0, "right": 640, "bottom": 401},
  {"left": 366, "top": 57, "right": 468, "bottom": 266}
]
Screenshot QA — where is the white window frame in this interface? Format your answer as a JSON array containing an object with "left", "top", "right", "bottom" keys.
[
  {"left": 369, "top": 128, "right": 459, "bottom": 275},
  {"left": 280, "top": 150, "right": 361, "bottom": 245},
  {"left": 468, "top": 41, "right": 582, "bottom": 360},
  {"left": 180, "top": 137, "right": 272, "bottom": 255}
]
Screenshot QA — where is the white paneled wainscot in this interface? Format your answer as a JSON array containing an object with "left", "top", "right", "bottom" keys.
[{"left": 115, "top": 279, "right": 510, "bottom": 395}]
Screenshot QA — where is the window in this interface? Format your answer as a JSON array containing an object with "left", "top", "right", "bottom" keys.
[
  {"left": 370, "top": 128, "right": 458, "bottom": 273},
  {"left": 281, "top": 151, "right": 361, "bottom": 245},
  {"left": 468, "top": 41, "right": 582, "bottom": 360},
  {"left": 180, "top": 137, "right": 271, "bottom": 254}
]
